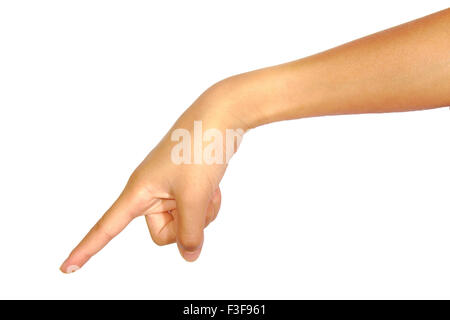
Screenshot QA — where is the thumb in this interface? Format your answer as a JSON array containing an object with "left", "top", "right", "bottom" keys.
[{"left": 175, "top": 193, "right": 210, "bottom": 262}]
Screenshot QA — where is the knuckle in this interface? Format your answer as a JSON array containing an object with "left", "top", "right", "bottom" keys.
[
  {"left": 127, "top": 184, "right": 147, "bottom": 201},
  {"left": 149, "top": 230, "right": 172, "bottom": 247},
  {"left": 122, "top": 185, "right": 150, "bottom": 217},
  {"left": 92, "top": 221, "right": 114, "bottom": 242},
  {"left": 151, "top": 234, "right": 167, "bottom": 247}
]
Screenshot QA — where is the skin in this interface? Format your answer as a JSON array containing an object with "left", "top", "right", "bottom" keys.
[{"left": 61, "top": 8, "right": 450, "bottom": 273}]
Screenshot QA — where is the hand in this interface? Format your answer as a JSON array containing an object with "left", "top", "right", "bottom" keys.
[
  {"left": 61, "top": 7, "right": 450, "bottom": 273},
  {"left": 60, "top": 81, "right": 245, "bottom": 273}
]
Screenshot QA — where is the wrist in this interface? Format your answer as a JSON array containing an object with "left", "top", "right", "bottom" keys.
[
  {"left": 200, "top": 61, "right": 311, "bottom": 130},
  {"left": 191, "top": 78, "right": 255, "bottom": 132},
  {"left": 205, "top": 74, "right": 272, "bottom": 130},
  {"left": 181, "top": 59, "right": 310, "bottom": 133}
]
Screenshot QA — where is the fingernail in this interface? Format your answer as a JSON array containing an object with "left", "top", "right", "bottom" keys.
[
  {"left": 182, "top": 249, "right": 201, "bottom": 262},
  {"left": 65, "top": 265, "right": 80, "bottom": 274}
]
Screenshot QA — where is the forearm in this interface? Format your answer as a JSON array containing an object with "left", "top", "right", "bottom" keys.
[
  {"left": 62, "top": 8, "right": 450, "bottom": 271},
  {"left": 204, "top": 8, "right": 450, "bottom": 130}
]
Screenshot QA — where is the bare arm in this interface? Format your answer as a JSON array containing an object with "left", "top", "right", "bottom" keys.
[
  {"left": 215, "top": 8, "right": 450, "bottom": 128},
  {"left": 61, "top": 8, "right": 450, "bottom": 273}
]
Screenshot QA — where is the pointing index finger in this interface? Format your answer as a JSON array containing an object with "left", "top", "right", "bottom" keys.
[{"left": 60, "top": 192, "right": 138, "bottom": 273}]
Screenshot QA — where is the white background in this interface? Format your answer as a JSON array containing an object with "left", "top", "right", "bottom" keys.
[{"left": 0, "top": 1, "right": 449, "bottom": 299}]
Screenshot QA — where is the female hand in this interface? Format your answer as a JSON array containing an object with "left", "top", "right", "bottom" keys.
[
  {"left": 60, "top": 81, "right": 246, "bottom": 273},
  {"left": 61, "top": 8, "right": 450, "bottom": 273}
]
